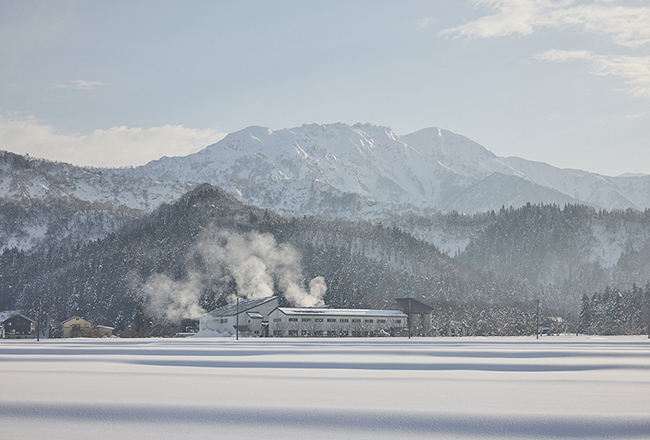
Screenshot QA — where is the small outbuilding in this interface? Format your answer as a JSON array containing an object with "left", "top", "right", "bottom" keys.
[
  {"left": 95, "top": 325, "right": 115, "bottom": 338},
  {"left": 395, "top": 298, "right": 434, "bottom": 336}
]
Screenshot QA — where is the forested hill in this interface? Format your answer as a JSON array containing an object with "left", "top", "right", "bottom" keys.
[
  {"left": 458, "top": 203, "right": 650, "bottom": 300},
  {"left": 0, "top": 184, "right": 540, "bottom": 332}
]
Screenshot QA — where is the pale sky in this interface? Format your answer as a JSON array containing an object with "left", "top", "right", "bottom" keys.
[{"left": 1, "top": 0, "right": 649, "bottom": 175}]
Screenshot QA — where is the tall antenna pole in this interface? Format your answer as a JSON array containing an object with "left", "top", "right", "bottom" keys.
[
  {"left": 535, "top": 299, "right": 540, "bottom": 340},
  {"left": 236, "top": 297, "right": 239, "bottom": 341},
  {"left": 408, "top": 299, "right": 411, "bottom": 339},
  {"left": 37, "top": 296, "right": 41, "bottom": 342}
]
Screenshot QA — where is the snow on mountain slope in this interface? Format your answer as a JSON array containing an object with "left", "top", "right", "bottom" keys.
[
  {"left": 115, "top": 123, "right": 525, "bottom": 214},
  {"left": 123, "top": 123, "right": 462, "bottom": 207},
  {"left": 0, "top": 151, "right": 195, "bottom": 252},
  {"left": 400, "top": 127, "right": 520, "bottom": 179},
  {"left": 117, "top": 122, "right": 648, "bottom": 218},
  {"left": 104, "top": 122, "right": 650, "bottom": 255},
  {"left": 0, "top": 151, "right": 193, "bottom": 212},
  {"left": 439, "top": 173, "right": 587, "bottom": 214},
  {"left": 608, "top": 174, "right": 650, "bottom": 210},
  {"left": 503, "top": 157, "right": 639, "bottom": 211}
]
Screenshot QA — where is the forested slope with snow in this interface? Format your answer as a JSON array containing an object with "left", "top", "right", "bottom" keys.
[
  {"left": 0, "top": 184, "right": 541, "bottom": 329},
  {"left": 0, "top": 151, "right": 193, "bottom": 252}
]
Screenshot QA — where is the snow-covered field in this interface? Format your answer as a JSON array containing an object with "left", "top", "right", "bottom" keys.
[{"left": 1, "top": 336, "right": 649, "bottom": 439}]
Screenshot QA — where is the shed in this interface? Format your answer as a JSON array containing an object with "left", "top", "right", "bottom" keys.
[{"left": 395, "top": 298, "right": 434, "bottom": 336}]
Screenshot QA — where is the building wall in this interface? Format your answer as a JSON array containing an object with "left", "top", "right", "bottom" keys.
[
  {"left": 96, "top": 326, "right": 114, "bottom": 338},
  {"left": 268, "top": 311, "right": 406, "bottom": 337},
  {"left": 199, "top": 298, "right": 279, "bottom": 335},
  {"left": 2, "top": 315, "right": 35, "bottom": 339},
  {"left": 200, "top": 314, "right": 233, "bottom": 334},
  {"left": 62, "top": 317, "right": 92, "bottom": 338}
]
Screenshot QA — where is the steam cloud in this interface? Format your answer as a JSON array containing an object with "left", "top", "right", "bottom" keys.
[{"left": 144, "top": 227, "right": 327, "bottom": 322}]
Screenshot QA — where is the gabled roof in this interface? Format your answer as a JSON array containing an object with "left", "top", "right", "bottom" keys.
[
  {"left": 61, "top": 316, "right": 91, "bottom": 325},
  {"left": 276, "top": 307, "right": 407, "bottom": 318},
  {"left": 0, "top": 312, "right": 34, "bottom": 324},
  {"left": 207, "top": 296, "right": 278, "bottom": 317},
  {"left": 0, "top": 310, "right": 21, "bottom": 323}
]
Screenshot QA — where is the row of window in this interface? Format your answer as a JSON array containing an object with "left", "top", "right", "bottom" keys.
[
  {"left": 214, "top": 317, "right": 402, "bottom": 325},
  {"left": 282, "top": 329, "right": 393, "bottom": 337},
  {"left": 281, "top": 317, "right": 400, "bottom": 324}
]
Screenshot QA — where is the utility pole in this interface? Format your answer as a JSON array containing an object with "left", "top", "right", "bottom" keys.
[
  {"left": 236, "top": 297, "right": 239, "bottom": 341},
  {"left": 535, "top": 299, "right": 540, "bottom": 340},
  {"left": 647, "top": 294, "right": 650, "bottom": 339},
  {"left": 408, "top": 299, "right": 412, "bottom": 340},
  {"left": 37, "top": 296, "right": 41, "bottom": 342}
]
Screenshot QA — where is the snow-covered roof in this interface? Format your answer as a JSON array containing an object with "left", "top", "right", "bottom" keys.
[
  {"left": 207, "top": 296, "right": 278, "bottom": 317},
  {"left": 276, "top": 307, "right": 407, "bottom": 318},
  {"left": 61, "top": 316, "right": 91, "bottom": 325},
  {"left": 246, "top": 312, "right": 264, "bottom": 319},
  {"left": 0, "top": 310, "right": 21, "bottom": 323}
]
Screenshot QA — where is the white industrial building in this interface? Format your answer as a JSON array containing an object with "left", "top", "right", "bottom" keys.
[
  {"left": 198, "top": 296, "right": 408, "bottom": 337},
  {"left": 199, "top": 296, "right": 279, "bottom": 337},
  {"left": 267, "top": 307, "right": 407, "bottom": 337}
]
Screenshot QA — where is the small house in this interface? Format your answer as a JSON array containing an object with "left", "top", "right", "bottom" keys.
[
  {"left": 61, "top": 316, "right": 93, "bottom": 338},
  {"left": 1, "top": 312, "right": 36, "bottom": 339}
]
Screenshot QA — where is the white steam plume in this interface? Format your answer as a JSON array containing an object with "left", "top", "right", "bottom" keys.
[
  {"left": 144, "top": 227, "right": 327, "bottom": 322},
  {"left": 143, "top": 272, "right": 207, "bottom": 322}
]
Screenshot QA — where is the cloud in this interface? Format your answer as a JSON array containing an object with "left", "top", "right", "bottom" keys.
[
  {"left": 0, "top": 112, "right": 227, "bottom": 167},
  {"left": 441, "top": 0, "right": 650, "bottom": 48},
  {"left": 623, "top": 111, "right": 647, "bottom": 120},
  {"left": 54, "top": 80, "right": 108, "bottom": 90},
  {"left": 534, "top": 49, "right": 650, "bottom": 97},
  {"left": 418, "top": 17, "right": 435, "bottom": 29}
]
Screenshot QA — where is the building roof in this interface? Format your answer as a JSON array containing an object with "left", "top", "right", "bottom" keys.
[
  {"left": 0, "top": 310, "right": 21, "bottom": 323},
  {"left": 0, "top": 312, "right": 35, "bottom": 324},
  {"left": 61, "top": 316, "right": 91, "bottom": 325},
  {"left": 207, "top": 296, "right": 278, "bottom": 317},
  {"left": 275, "top": 307, "right": 407, "bottom": 318},
  {"left": 394, "top": 298, "right": 434, "bottom": 313}
]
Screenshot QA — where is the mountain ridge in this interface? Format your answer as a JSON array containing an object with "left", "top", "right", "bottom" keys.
[{"left": 108, "top": 122, "right": 650, "bottom": 217}]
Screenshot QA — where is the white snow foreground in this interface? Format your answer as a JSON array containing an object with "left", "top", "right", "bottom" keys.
[{"left": 1, "top": 336, "right": 649, "bottom": 440}]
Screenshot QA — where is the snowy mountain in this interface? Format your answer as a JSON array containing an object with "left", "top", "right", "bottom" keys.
[
  {"left": 110, "top": 123, "right": 650, "bottom": 217},
  {"left": 0, "top": 151, "right": 194, "bottom": 252},
  {"left": 502, "top": 157, "right": 650, "bottom": 211},
  {"left": 0, "top": 151, "right": 193, "bottom": 212}
]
